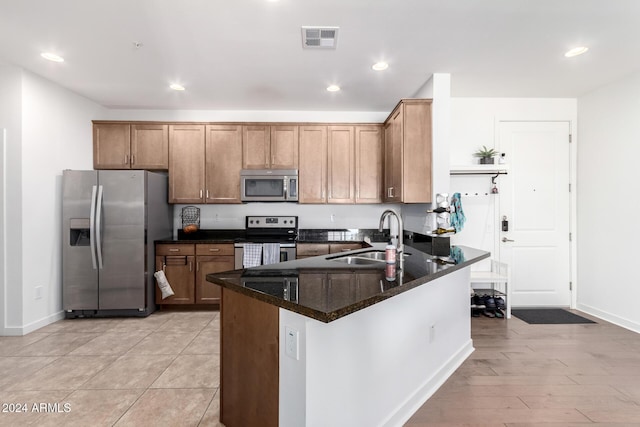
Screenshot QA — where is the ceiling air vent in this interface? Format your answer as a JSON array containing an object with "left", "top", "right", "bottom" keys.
[{"left": 302, "top": 26, "right": 339, "bottom": 49}]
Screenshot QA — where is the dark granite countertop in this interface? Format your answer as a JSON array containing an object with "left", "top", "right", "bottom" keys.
[
  {"left": 156, "top": 228, "right": 390, "bottom": 245},
  {"left": 207, "top": 244, "right": 489, "bottom": 323}
]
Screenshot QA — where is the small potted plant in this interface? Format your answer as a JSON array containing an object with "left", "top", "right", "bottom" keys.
[{"left": 474, "top": 145, "right": 498, "bottom": 164}]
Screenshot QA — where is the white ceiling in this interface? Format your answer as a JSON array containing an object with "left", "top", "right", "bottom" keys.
[{"left": 1, "top": 0, "right": 639, "bottom": 112}]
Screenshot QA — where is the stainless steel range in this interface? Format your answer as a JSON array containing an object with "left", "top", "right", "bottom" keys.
[{"left": 234, "top": 215, "right": 298, "bottom": 268}]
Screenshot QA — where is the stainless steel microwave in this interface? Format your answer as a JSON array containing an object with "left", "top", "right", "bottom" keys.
[{"left": 240, "top": 169, "right": 298, "bottom": 202}]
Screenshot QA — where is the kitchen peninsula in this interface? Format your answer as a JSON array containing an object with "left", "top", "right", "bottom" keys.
[{"left": 207, "top": 243, "right": 489, "bottom": 427}]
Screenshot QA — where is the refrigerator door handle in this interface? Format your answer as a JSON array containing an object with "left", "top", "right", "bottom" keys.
[
  {"left": 89, "top": 185, "right": 98, "bottom": 269},
  {"left": 96, "top": 185, "right": 104, "bottom": 269}
]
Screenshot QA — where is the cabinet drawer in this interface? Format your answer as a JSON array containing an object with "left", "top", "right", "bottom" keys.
[
  {"left": 297, "top": 243, "right": 329, "bottom": 257},
  {"left": 196, "top": 243, "right": 234, "bottom": 256},
  {"left": 156, "top": 244, "right": 195, "bottom": 256},
  {"left": 329, "top": 243, "right": 364, "bottom": 254}
]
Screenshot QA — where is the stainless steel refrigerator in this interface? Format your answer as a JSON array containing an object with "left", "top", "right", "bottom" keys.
[{"left": 62, "top": 170, "right": 172, "bottom": 318}]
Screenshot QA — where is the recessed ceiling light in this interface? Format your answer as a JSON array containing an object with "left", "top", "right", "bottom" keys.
[
  {"left": 41, "top": 52, "right": 64, "bottom": 63},
  {"left": 169, "top": 83, "right": 185, "bottom": 91},
  {"left": 564, "top": 47, "right": 589, "bottom": 58},
  {"left": 372, "top": 61, "right": 389, "bottom": 71},
  {"left": 326, "top": 85, "right": 340, "bottom": 92}
]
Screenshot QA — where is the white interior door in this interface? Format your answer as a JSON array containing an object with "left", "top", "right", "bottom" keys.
[{"left": 499, "top": 121, "right": 571, "bottom": 307}]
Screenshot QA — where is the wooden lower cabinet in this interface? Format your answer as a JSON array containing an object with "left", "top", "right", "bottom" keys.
[
  {"left": 329, "top": 243, "right": 364, "bottom": 253},
  {"left": 156, "top": 243, "right": 234, "bottom": 306},
  {"left": 155, "top": 254, "right": 195, "bottom": 304},
  {"left": 296, "top": 243, "right": 330, "bottom": 259}
]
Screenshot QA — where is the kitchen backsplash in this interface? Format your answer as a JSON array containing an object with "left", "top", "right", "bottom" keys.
[{"left": 172, "top": 203, "right": 404, "bottom": 237}]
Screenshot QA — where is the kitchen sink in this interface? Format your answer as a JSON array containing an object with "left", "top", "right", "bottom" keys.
[
  {"left": 328, "top": 250, "right": 411, "bottom": 265},
  {"left": 330, "top": 256, "right": 383, "bottom": 265}
]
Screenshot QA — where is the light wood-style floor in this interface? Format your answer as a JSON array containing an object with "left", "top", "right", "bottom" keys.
[
  {"left": 406, "top": 310, "right": 640, "bottom": 426},
  {"left": 1, "top": 309, "right": 639, "bottom": 426}
]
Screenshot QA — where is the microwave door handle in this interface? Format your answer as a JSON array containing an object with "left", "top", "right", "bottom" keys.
[{"left": 283, "top": 178, "right": 288, "bottom": 200}]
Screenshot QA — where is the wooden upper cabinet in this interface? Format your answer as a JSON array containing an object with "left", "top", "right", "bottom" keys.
[
  {"left": 298, "top": 126, "right": 328, "bottom": 203},
  {"left": 270, "top": 125, "right": 298, "bottom": 169},
  {"left": 94, "top": 123, "right": 168, "bottom": 170},
  {"left": 242, "top": 125, "right": 298, "bottom": 169},
  {"left": 383, "top": 99, "right": 432, "bottom": 203},
  {"left": 355, "top": 125, "right": 383, "bottom": 203},
  {"left": 384, "top": 106, "right": 403, "bottom": 203},
  {"left": 131, "top": 124, "right": 169, "bottom": 169},
  {"left": 402, "top": 100, "right": 432, "bottom": 203},
  {"left": 242, "top": 125, "right": 270, "bottom": 169},
  {"left": 169, "top": 125, "right": 206, "bottom": 204},
  {"left": 206, "top": 125, "right": 242, "bottom": 204},
  {"left": 93, "top": 123, "right": 131, "bottom": 169},
  {"left": 327, "top": 126, "right": 355, "bottom": 203}
]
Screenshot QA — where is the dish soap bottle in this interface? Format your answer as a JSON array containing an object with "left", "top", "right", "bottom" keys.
[{"left": 385, "top": 241, "right": 396, "bottom": 264}]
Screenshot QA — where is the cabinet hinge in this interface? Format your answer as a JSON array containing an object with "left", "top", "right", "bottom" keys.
[
  {"left": 569, "top": 134, "right": 572, "bottom": 143},
  {"left": 569, "top": 232, "right": 572, "bottom": 242},
  {"left": 569, "top": 281, "right": 573, "bottom": 291},
  {"left": 569, "top": 183, "right": 571, "bottom": 192}
]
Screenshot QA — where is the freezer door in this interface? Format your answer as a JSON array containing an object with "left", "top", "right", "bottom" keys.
[
  {"left": 62, "top": 170, "right": 99, "bottom": 310},
  {"left": 98, "top": 171, "right": 146, "bottom": 310}
]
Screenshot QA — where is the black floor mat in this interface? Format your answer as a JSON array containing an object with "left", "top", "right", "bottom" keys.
[{"left": 512, "top": 309, "right": 596, "bottom": 324}]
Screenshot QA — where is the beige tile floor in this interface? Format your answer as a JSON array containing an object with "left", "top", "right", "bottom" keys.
[
  {"left": 0, "top": 310, "right": 221, "bottom": 427},
  {"left": 2, "top": 309, "right": 640, "bottom": 426}
]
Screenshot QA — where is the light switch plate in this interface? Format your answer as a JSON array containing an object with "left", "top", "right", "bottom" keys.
[{"left": 285, "top": 326, "right": 299, "bottom": 360}]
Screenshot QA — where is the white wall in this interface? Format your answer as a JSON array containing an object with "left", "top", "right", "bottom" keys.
[
  {"left": 0, "top": 62, "right": 24, "bottom": 334},
  {"left": 0, "top": 68, "right": 104, "bottom": 335},
  {"left": 100, "top": 109, "right": 389, "bottom": 124},
  {"left": 448, "top": 98, "right": 577, "bottom": 271},
  {"left": 576, "top": 72, "right": 640, "bottom": 332},
  {"left": 280, "top": 268, "right": 473, "bottom": 427}
]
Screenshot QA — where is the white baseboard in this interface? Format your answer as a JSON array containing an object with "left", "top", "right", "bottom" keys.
[
  {"left": 577, "top": 303, "right": 640, "bottom": 334},
  {"left": 1, "top": 310, "right": 64, "bottom": 336},
  {"left": 382, "top": 339, "right": 475, "bottom": 427}
]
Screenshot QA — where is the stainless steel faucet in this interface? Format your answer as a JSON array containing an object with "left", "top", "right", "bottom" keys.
[{"left": 378, "top": 209, "right": 404, "bottom": 269}]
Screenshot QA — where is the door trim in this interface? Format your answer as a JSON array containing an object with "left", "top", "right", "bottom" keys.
[{"left": 495, "top": 118, "right": 577, "bottom": 309}]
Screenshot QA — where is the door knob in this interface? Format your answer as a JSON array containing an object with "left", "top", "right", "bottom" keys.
[{"left": 502, "top": 237, "right": 515, "bottom": 242}]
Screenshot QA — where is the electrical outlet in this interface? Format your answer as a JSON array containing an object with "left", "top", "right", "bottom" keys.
[
  {"left": 285, "top": 326, "right": 299, "bottom": 360},
  {"left": 330, "top": 214, "right": 335, "bottom": 222},
  {"left": 35, "top": 286, "right": 43, "bottom": 300}
]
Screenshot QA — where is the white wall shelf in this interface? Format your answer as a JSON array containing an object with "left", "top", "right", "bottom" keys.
[{"left": 450, "top": 164, "right": 509, "bottom": 175}]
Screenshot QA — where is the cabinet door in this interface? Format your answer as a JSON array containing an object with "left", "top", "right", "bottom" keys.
[
  {"left": 329, "top": 243, "right": 363, "bottom": 254},
  {"left": 402, "top": 100, "right": 432, "bottom": 203},
  {"left": 205, "top": 125, "right": 242, "bottom": 203},
  {"left": 131, "top": 124, "right": 168, "bottom": 170},
  {"left": 355, "top": 125, "right": 383, "bottom": 203},
  {"left": 356, "top": 271, "right": 383, "bottom": 300},
  {"left": 93, "top": 123, "right": 131, "bottom": 169},
  {"left": 384, "top": 106, "right": 403, "bottom": 202},
  {"left": 169, "top": 125, "right": 206, "bottom": 203},
  {"left": 196, "top": 255, "right": 234, "bottom": 304},
  {"left": 327, "top": 273, "right": 356, "bottom": 310},
  {"left": 155, "top": 255, "right": 195, "bottom": 304},
  {"left": 242, "top": 125, "right": 270, "bottom": 169},
  {"left": 297, "top": 273, "right": 327, "bottom": 311},
  {"left": 296, "top": 243, "right": 330, "bottom": 258},
  {"left": 270, "top": 125, "right": 298, "bottom": 169},
  {"left": 327, "top": 126, "right": 355, "bottom": 203},
  {"left": 299, "top": 126, "right": 328, "bottom": 203}
]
